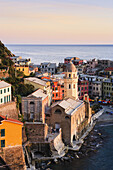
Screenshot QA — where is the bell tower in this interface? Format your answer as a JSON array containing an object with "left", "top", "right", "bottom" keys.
[{"left": 64, "top": 62, "right": 78, "bottom": 100}]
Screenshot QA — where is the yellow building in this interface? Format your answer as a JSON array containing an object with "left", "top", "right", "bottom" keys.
[
  {"left": 0, "top": 115, "right": 23, "bottom": 148},
  {"left": 15, "top": 65, "right": 30, "bottom": 76}
]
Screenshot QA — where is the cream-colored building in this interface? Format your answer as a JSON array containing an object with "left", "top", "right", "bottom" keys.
[
  {"left": 24, "top": 77, "right": 52, "bottom": 106},
  {"left": 0, "top": 81, "right": 11, "bottom": 105},
  {"left": 50, "top": 62, "right": 91, "bottom": 146},
  {"left": 64, "top": 62, "right": 78, "bottom": 100}
]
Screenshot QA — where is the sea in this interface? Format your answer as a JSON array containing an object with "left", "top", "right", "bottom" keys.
[
  {"left": 6, "top": 44, "right": 113, "bottom": 170},
  {"left": 50, "top": 123, "right": 113, "bottom": 170},
  {"left": 6, "top": 45, "right": 113, "bottom": 65}
]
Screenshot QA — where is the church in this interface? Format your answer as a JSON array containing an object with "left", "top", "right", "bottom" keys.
[{"left": 50, "top": 62, "right": 92, "bottom": 146}]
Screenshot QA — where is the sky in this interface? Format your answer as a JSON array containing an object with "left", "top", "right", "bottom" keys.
[{"left": 0, "top": 0, "right": 113, "bottom": 44}]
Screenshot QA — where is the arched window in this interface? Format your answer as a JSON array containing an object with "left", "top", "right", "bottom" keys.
[
  {"left": 73, "top": 135, "right": 76, "bottom": 141},
  {"left": 69, "top": 74, "right": 71, "bottom": 78},
  {"left": 30, "top": 101, "right": 34, "bottom": 105},
  {"left": 65, "top": 116, "right": 69, "bottom": 119},
  {"left": 69, "top": 84, "right": 71, "bottom": 89},
  {"left": 30, "top": 101, "right": 35, "bottom": 119},
  {"left": 54, "top": 109, "right": 62, "bottom": 114}
]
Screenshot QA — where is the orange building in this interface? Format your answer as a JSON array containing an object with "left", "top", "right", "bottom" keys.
[
  {"left": 52, "top": 81, "right": 64, "bottom": 103},
  {"left": 0, "top": 115, "right": 23, "bottom": 148}
]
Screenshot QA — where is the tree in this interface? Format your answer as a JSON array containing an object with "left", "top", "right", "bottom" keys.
[{"left": 16, "top": 84, "right": 34, "bottom": 96}]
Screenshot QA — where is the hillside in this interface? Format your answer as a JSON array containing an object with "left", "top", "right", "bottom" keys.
[{"left": 0, "top": 41, "right": 14, "bottom": 67}]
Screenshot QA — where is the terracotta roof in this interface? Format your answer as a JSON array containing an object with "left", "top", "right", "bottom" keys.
[
  {"left": 0, "top": 115, "right": 23, "bottom": 125},
  {"left": 104, "top": 67, "right": 113, "bottom": 71}
]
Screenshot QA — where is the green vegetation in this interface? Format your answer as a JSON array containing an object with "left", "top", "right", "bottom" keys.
[
  {"left": 0, "top": 41, "right": 35, "bottom": 97},
  {"left": 0, "top": 41, "right": 14, "bottom": 67},
  {"left": 91, "top": 104, "right": 102, "bottom": 113},
  {"left": 16, "top": 83, "right": 34, "bottom": 96}
]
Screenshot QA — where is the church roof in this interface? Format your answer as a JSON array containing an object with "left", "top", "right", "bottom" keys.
[
  {"left": 65, "top": 62, "right": 77, "bottom": 72},
  {"left": 51, "top": 98, "right": 84, "bottom": 116}
]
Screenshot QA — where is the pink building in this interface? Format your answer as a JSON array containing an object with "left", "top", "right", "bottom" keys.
[{"left": 78, "top": 79, "right": 89, "bottom": 100}]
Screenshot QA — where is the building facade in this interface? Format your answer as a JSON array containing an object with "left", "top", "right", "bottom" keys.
[
  {"left": 102, "top": 78, "right": 113, "bottom": 101},
  {"left": 0, "top": 115, "right": 23, "bottom": 148},
  {"left": 40, "top": 62, "right": 56, "bottom": 75},
  {"left": 24, "top": 77, "right": 52, "bottom": 106},
  {"left": 52, "top": 81, "right": 64, "bottom": 103},
  {"left": 50, "top": 62, "right": 91, "bottom": 146},
  {"left": 64, "top": 62, "right": 78, "bottom": 100},
  {"left": 78, "top": 79, "right": 89, "bottom": 100},
  {"left": 22, "top": 89, "right": 48, "bottom": 123},
  {"left": 15, "top": 65, "right": 30, "bottom": 76},
  {"left": 0, "top": 81, "right": 11, "bottom": 105}
]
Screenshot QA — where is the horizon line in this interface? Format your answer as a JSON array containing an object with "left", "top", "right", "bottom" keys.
[{"left": 6, "top": 43, "right": 113, "bottom": 46}]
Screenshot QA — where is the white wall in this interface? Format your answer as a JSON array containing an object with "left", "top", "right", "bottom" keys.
[{"left": 0, "top": 86, "right": 11, "bottom": 104}]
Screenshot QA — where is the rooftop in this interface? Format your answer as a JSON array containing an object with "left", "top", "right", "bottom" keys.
[
  {"left": 0, "top": 81, "right": 11, "bottom": 89},
  {"left": 65, "top": 57, "right": 74, "bottom": 60},
  {"left": 51, "top": 98, "right": 83, "bottom": 116},
  {"left": 25, "top": 77, "right": 47, "bottom": 86},
  {"left": 0, "top": 115, "right": 23, "bottom": 125},
  {"left": 28, "top": 89, "right": 48, "bottom": 100},
  {"left": 65, "top": 62, "right": 77, "bottom": 72},
  {"left": 104, "top": 67, "right": 113, "bottom": 71}
]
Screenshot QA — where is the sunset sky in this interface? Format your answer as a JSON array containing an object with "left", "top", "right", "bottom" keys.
[{"left": 0, "top": 0, "right": 113, "bottom": 44}]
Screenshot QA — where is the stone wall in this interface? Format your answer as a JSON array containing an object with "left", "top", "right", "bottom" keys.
[
  {"left": 25, "top": 122, "right": 48, "bottom": 143},
  {"left": 0, "top": 102, "right": 18, "bottom": 119},
  {"left": 0, "top": 146, "right": 26, "bottom": 170}
]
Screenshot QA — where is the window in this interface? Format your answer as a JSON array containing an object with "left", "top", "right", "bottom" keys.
[
  {"left": 9, "top": 95, "right": 10, "bottom": 102},
  {"left": 85, "top": 87, "right": 87, "bottom": 90},
  {"left": 23, "top": 68, "right": 24, "bottom": 71},
  {"left": 82, "top": 87, "right": 83, "bottom": 90},
  {"left": 1, "top": 140, "right": 5, "bottom": 148},
  {"left": 8, "top": 88, "right": 9, "bottom": 92},
  {"left": 54, "top": 109, "right": 62, "bottom": 114},
  {"left": 69, "top": 74, "right": 71, "bottom": 78},
  {"left": 69, "top": 84, "right": 71, "bottom": 89},
  {"left": 65, "top": 116, "right": 69, "bottom": 119},
  {"left": 1, "top": 129, "right": 5, "bottom": 137},
  {"left": 7, "top": 96, "right": 8, "bottom": 103},
  {"left": 0, "top": 90, "right": 2, "bottom": 94},
  {"left": 53, "top": 94, "right": 54, "bottom": 97},
  {"left": 73, "top": 84, "right": 75, "bottom": 89},
  {"left": 4, "top": 89, "right": 6, "bottom": 93},
  {"left": 56, "top": 93, "right": 58, "bottom": 97},
  {"left": 4, "top": 97, "right": 6, "bottom": 103},
  {"left": 1, "top": 98, "right": 2, "bottom": 103},
  {"left": 55, "top": 87, "right": 57, "bottom": 91}
]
